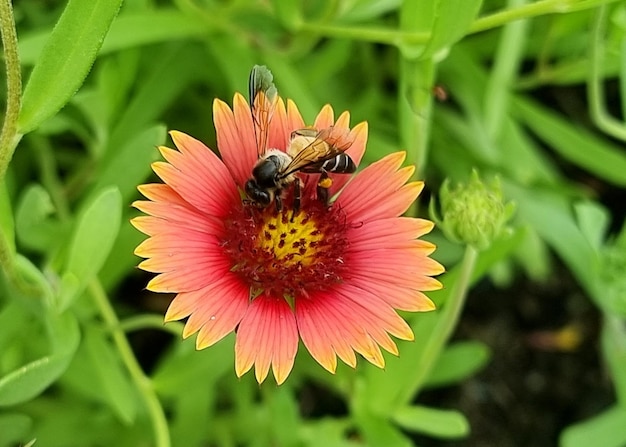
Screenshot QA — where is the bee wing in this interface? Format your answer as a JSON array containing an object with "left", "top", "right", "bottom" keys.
[
  {"left": 282, "top": 126, "right": 355, "bottom": 176},
  {"left": 249, "top": 65, "right": 278, "bottom": 157}
]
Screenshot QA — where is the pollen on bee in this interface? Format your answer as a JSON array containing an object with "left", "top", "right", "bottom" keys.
[{"left": 318, "top": 177, "right": 333, "bottom": 189}]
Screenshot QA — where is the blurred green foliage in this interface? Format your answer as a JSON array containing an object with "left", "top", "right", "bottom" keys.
[{"left": 1, "top": 0, "right": 626, "bottom": 446}]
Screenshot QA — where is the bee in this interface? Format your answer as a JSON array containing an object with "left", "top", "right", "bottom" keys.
[{"left": 244, "top": 65, "right": 357, "bottom": 214}]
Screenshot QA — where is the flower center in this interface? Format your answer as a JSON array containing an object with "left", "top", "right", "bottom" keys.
[{"left": 222, "top": 198, "right": 349, "bottom": 299}]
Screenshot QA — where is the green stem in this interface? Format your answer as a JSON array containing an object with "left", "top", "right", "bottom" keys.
[
  {"left": 483, "top": 0, "right": 529, "bottom": 142},
  {"left": 0, "top": 0, "right": 22, "bottom": 181},
  {"left": 89, "top": 280, "right": 171, "bottom": 447},
  {"left": 398, "top": 0, "right": 435, "bottom": 218},
  {"left": 119, "top": 314, "right": 183, "bottom": 335},
  {"left": 0, "top": 0, "right": 22, "bottom": 290},
  {"left": 404, "top": 245, "right": 478, "bottom": 397},
  {"left": 588, "top": 5, "right": 626, "bottom": 141},
  {"left": 32, "top": 136, "right": 71, "bottom": 222},
  {"left": 298, "top": 0, "right": 620, "bottom": 46}
]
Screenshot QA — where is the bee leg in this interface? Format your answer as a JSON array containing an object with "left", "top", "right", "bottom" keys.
[
  {"left": 275, "top": 195, "right": 283, "bottom": 213},
  {"left": 291, "top": 178, "right": 301, "bottom": 222},
  {"left": 317, "top": 171, "right": 333, "bottom": 206}
]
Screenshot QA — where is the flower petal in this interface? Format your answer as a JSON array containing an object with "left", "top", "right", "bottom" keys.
[
  {"left": 164, "top": 273, "right": 248, "bottom": 347},
  {"left": 151, "top": 131, "right": 239, "bottom": 217},
  {"left": 336, "top": 152, "right": 423, "bottom": 222},
  {"left": 347, "top": 217, "right": 434, "bottom": 250},
  {"left": 314, "top": 104, "right": 334, "bottom": 129},
  {"left": 213, "top": 95, "right": 258, "bottom": 187},
  {"left": 286, "top": 99, "right": 306, "bottom": 135},
  {"left": 235, "top": 296, "right": 298, "bottom": 384}
]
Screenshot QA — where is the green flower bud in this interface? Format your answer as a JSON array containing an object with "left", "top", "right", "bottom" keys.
[{"left": 431, "top": 170, "right": 515, "bottom": 250}]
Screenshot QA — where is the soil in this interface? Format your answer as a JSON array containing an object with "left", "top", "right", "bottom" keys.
[{"left": 416, "top": 267, "right": 613, "bottom": 447}]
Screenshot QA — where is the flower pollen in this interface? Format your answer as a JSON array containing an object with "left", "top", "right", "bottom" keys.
[{"left": 223, "top": 200, "right": 349, "bottom": 299}]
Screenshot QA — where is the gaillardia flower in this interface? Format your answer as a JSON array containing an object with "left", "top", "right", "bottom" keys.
[{"left": 132, "top": 93, "right": 444, "bottom": 384}]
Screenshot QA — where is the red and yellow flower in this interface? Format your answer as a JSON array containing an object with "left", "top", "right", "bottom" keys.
[{"left": 132, "top": 93, "right": 444, "bottom": 384}]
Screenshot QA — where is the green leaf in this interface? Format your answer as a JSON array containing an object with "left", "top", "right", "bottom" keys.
[
  {"left": 424, "top": 340, "right": 491, "bottom": 388},
  {"left": 93, "top": 125, "right": 165, "bottom": 204},
  {"left": 353, "top": 408, "right": 413, "bottom": 447},
  {"left": 271, "top": 0, "right": 302, "bottom": 31},
  {"left": 0, "top": 413, "right": 33, "bottom": 446},
  {"left": 560, "top": 405, "right": 626, "bottom": 447},
  {"left": 505, "top": 182, "right": 599, "bottom": 301},
  {"left": 340, "top": 0, "right": 402, "bottom": 22},
  {"left": 18, "top": 0, "right": 123, "bottom": 134},
  {"left": 0, "top": 180, "right": 14, "bottom": 254},
  {"left": 58, "top": 187, "right": 122, "bottom": 310},
  {"left": 107, "top": 45, "right": 203, "bottom": 152},
  {"left": 419, "top": 0, "right": 483, "bottom": 59},
  {"left": 83, "top": 327, "right": 138, "bottom": 424},
  {"left": 514, "top": 97, "right": 626, "bottom": 187},
  {"left": 18, "top": 10, "right": 208, "bottom": 66},
  {"left": 300, "top": 419, "right": 354, "bottom": 447},
  {"left": 602, "top": 316, "right": 626, "bottom": 405},
  {"left": 393, "top": 405, "right": 470, "bottom": 439},
  {"left": 15, "top": 184, "right": 64, "bottom": 252},
  {"left": 574, "top": 201, "right": 610, "bottom": 252},
  {"left": 0, "top": 312, "right": 80, "bottom": 406},
  {"left": 269, "top": 387, "right": 301, "bottom": 447}
]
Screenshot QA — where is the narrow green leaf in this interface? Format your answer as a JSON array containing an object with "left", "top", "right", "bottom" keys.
[
  {"left": 514, "top": 97, "right": 626, "bottom": 187},
  {"left": 560, "top": 405, "right": 626, "bottom": 447},
  {"left": 424, "top": 340, "right": 491, "bottom": 388},
  {"left": 58, "top": 187, "right": 122, "bottom": 309},
  {"left": 0, "top": 312, "right": 80, "bottom": 406},
  {"left": 93, "top": 125, "right": 165, "bottom": 204},
  {"left": 18, "top": 0, "right": 123, "bottom": 134},
  {"left": 393, "top": 405, "right": 470, "bottom": 439},
  {"left": 18, "top": 10, "right": 208, "bottom": 66},
  {"left": 505, "top": 182, "right": 599, "bottom": 300},
  {"left": 107, "top": 45, "right": 203, "bottom": 152}
]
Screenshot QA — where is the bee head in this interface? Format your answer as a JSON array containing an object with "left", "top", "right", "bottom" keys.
[{"left": 245, "top": 179, "right": 272, "bottom": 207}]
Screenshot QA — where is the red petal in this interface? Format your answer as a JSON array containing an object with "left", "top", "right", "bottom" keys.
[
  {"left": 213, "top": 95, "right": 258, "bottom": 187},
  {"left": 234, "top": 296, "right": 298, "bottom": 384}
]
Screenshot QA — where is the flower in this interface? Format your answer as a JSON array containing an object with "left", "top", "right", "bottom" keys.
[{"left": 132, "top": 93, "right": 444, "bottom": 384}]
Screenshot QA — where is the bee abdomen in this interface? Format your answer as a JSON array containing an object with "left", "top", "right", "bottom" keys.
[{"left": 322, "top": 154, "right": 356, "bottom": 173}]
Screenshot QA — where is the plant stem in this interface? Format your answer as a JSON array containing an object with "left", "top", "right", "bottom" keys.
[
  {"left": 298, "top": 0, "right": 620, "bottom": 47},
  {"left": 89, "top": 280, "right": 171, "bottom": 447},
  {"left": 119, "top": 314, "right": 183, "bottom": 335},
  {"left": 0, "top": 0, "right": 21, "bottom": 289},
  {"left": 484, "top": 0, "right": 529, "bottom": 142},
  {"left": 404, "top": 245, "right": 478, "bottom": 396},
  {"left": 0, "top": 0, "right": 22, "bottom": 181},
  {"left": 588, "top": 5, "right": 626, "bottom": 141}
]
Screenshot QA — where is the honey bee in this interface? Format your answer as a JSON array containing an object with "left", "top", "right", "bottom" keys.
[{"left": 244, "top": 65, "right": 357, "bottom": 213}]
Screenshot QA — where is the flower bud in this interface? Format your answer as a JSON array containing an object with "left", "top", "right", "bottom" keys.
[{"left": 431, "top": 170, "right": 514, "bottom": 250}]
